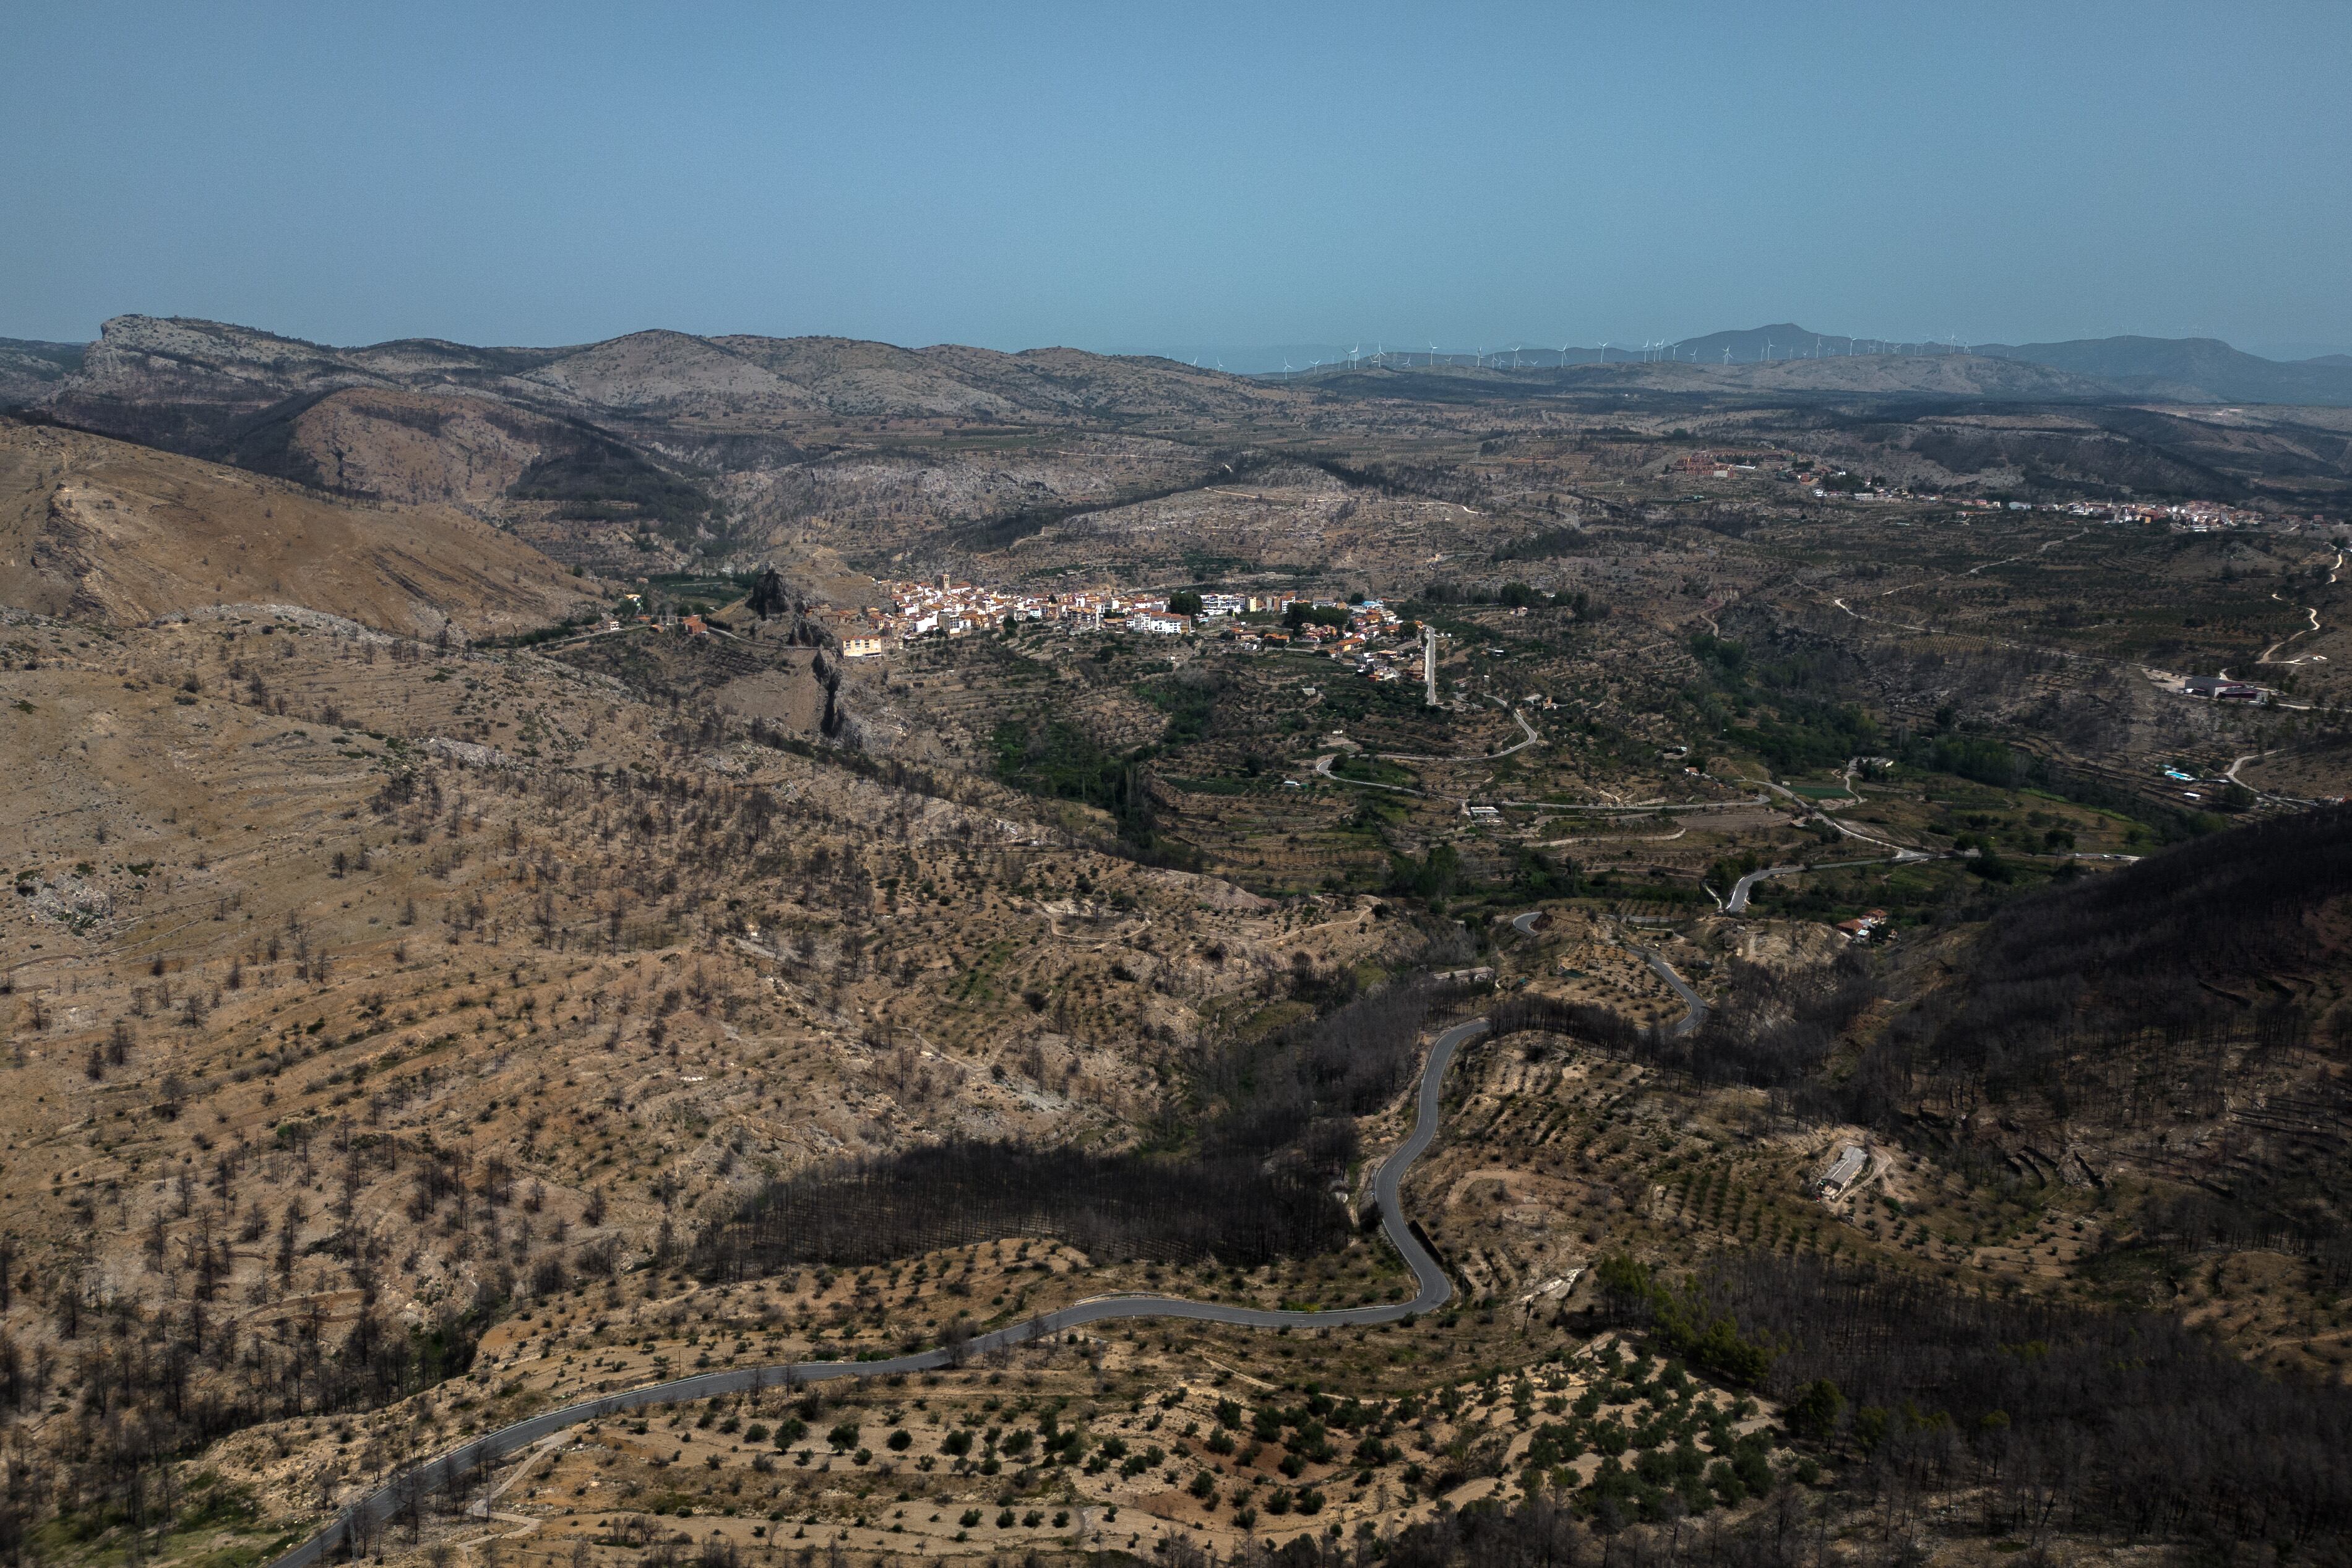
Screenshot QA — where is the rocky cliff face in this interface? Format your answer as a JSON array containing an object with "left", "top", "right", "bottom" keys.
[
  {"left": 37, "top": 316, "right": 382, "bottom": 458},
  {"left": 0, "top": 338, "right": 87, "bottom": 408}
]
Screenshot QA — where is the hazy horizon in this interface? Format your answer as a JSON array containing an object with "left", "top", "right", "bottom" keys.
[{"left": 14, "top": 319, "right": 2351, "bottom": 379}]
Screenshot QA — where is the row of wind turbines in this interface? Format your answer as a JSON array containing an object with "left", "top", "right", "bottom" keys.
[{"left": 1195, "top": 334, "right": 1981, "bottom": 377}]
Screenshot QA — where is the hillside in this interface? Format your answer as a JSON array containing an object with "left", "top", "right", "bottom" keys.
[
  {"left": 1451, "top": 325, "right": 2352, "bottom": 407},
  {"left": 39, "top": 315, "right": 1293, "bottom": 450},
  {"left": 1979, "top": 334, "right": 2352, "bottom": 405},
  {"left": 1856, "top": 807, "right": 2352, "bottom": 1286},
  {"left": 1, "top": 326, "right": 2350, "bottom": 1564},
  {"left": 32, "top": 315, "right": 2352, "bottom": 596},
  {"left": 1311, "top": 328, "right": 2352, "bottom": 407},
  {"left": 1311, "top": 350, "right": 2125, "bottom": 403},
  {"left": 225, "top": 385, "right": 580, "bottom": 507},
  {"left": 26, "top": 317, "right": 1303, "bottom": 571},
  {"left": 0, "top": 420, "right": 593, "bottom": 635}
]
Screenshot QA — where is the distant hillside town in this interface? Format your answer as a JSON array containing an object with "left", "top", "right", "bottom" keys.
[{"left": 803, "top": 572, "right": 1428, "bottom": 677}]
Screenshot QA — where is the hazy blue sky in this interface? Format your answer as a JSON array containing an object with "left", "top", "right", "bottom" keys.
[{"left": 6, "top": 2, "right": 2350, "bottom": 355}]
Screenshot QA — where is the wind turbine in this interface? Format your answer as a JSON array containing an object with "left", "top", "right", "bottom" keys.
[
  {"left": 1722, "top": 345, "right": 1732, "bottom": 364},
  {"left": 1600, "top": 340, "right": 1610, "bottom": 364},
  {"left": 1350, "top": 343, "right": 1361, "bottom": 367},
  {"left": 1559, "top": 338, "right": 1573, "bottom": 368},
  {"left": 1429, "top": 342, "right": 1439, "bottom": 367},
  {"left": 1765, "top": 338, "right": 1775, "bottom": 363}
]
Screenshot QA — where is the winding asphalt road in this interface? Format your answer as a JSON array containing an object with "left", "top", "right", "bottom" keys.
[
  {"left": 1723, "top": 864, "right": 1798, "bottom": 915},
  {"left": 268, "top": 1018, "right": 1496, "bottom": 1567},
  {"left": 1511, "top": 910, "right": 1709, "bottom": 1040},
  {"left": 1632, "top": 949, "right": 1709, "bottom": 1038}
]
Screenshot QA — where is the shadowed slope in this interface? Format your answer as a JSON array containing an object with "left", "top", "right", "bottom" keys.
[{"left": 0, "top": 421, "right": 593, "bottom": 635}]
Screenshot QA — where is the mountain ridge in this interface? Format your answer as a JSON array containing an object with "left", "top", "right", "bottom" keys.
[
  {"left": 13, "top": 313, "right": 2352, "bottom": 585},
  {"left": 1970, "top": 333, "right": 2352, "bottom": 405},
  {"left": 21, "top": 316, "right": 2352, "bottom": 415},
  {"left": 1119, "top": 325, "right": 2352, "bottom": 405}
]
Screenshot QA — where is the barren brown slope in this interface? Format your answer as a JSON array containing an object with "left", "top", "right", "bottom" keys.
[
  {"left": 709, "top": 334, "right": 1024, "bottom": 420},
  {"left": 919, "top": 342, "right": 1299, "bottom": 420},
  {"left": 275, "top": 386, "right": 577, "bottom": 507},
  {"left": 510, "top": 328, "right": 827, "bottom": 424},
  {"left": 0, "top": 421, "right": 593, "bottom": 635},
  {"left": 709, "top": 335, "right": 1300, "bottom": 422}
]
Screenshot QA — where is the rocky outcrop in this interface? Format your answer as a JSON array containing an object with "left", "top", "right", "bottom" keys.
[{"left": 0, "top": 338, "right": 86, "bottom": 409}]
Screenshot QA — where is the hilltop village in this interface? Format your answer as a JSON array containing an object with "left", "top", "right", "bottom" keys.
[
  {"left": 641, "top": 574, "right": 1442, "bottom": 683},
  {"left": 848, "top": 575, "right": 1403, "bottom": 645}
]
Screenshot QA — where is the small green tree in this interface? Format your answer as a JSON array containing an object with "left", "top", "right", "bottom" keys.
[{"left": 1786, "top": 1378, "right": 1844, "bottom": 1442}]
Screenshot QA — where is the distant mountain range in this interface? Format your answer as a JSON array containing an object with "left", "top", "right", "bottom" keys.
[
  {"left": 0, "top": 316, "right": 1312, "bottom": 575},
  {"left": 1122, "top": 325, "right": 2352, "bottom": 405},
  {"left": 17, "top": 321, "right": 2352, "bottom": 415},
  {"left": 1968, "top": 334, "right": 2352, "bottom": 403},
  {"left": 7, "top": 314, "right": 2351, "bottom": 579},
  {"left": 0, "top": 314, "right": 1295, "bottom": 518}
]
